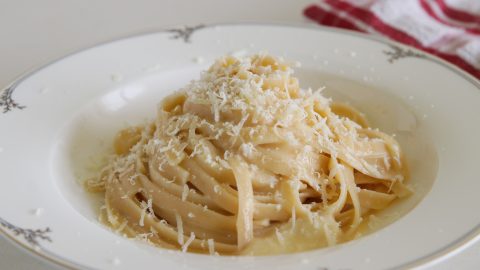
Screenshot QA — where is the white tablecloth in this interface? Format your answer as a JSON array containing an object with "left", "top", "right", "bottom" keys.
[{"left": 0, "top": 1, "right": 479, "bottom": 269}]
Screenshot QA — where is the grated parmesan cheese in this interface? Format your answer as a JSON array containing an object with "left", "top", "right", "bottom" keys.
[
  {"left": 128, "top": 174, "right": 138, "bottom": 185},
  {"left": 115, "top": 220, "right": 128, "bottom": 233},
  {"left": 175, "top": 213, "right": 184, "bottom": 245},
  {"left": 240, "top": 143, "right": 256, "bottom": 157},
  {"left": 223, "top": 150, "right": 232, "bottom": 160},
  {"left": 207, "top": 239, "right": 215, "bottom": 255},
  {"left": 213, "top": 185, "right": 221, "bottom": 194},
  {"left": 147, "top": 198, "right": 153, "bottom": 216},
  {"left": 139, "top": 201, "right": 147, "bottom": 227},
  {"left": 182, "top": 232, "right": 196, "bottom": 252},
  {"left": 182, "top": 184, "right": 189, "bottom": 201},
  {"left": 91, "top": 54, "right": 408, "bottom": 255},
  {"left": 275, "top": 227, "right": 285, "bottom": 245}
]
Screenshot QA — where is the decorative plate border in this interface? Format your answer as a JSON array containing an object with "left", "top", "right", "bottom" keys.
[
  {"left": 0, "top": 217, "right": 51, "bottom": 247},
  {"left": 167, "top": 24, "right": 205, "bottom": 43},
  {"left": 0, "top": 83, "right": 25, "bottom": 113},
  {"left": 0, "top": 23, "right": 479, "bottom": 270},
  {"left": 383, "top": 44, "right": 427, "bottom": 63}
]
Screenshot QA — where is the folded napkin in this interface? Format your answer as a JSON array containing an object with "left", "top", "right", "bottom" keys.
[{"left": 304, "top": 0, "right": 480, "bottom": 79}]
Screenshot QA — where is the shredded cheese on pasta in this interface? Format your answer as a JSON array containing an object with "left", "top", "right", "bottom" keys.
[{"left": 87, "top": 54, "right": 410, "bottom": 255}]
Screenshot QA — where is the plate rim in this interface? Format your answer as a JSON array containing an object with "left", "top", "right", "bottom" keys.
[{"left": 1, "top": 22, "right": 479, "bottom": 270}]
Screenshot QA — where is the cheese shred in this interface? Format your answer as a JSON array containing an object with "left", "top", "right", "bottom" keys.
[{"left": 87, "top": 54, "right": 409, "bottom": 256}]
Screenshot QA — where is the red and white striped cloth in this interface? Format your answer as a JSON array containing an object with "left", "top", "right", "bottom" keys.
[{"left": 304, "top": 0, "right": 480, "bottom": 79}]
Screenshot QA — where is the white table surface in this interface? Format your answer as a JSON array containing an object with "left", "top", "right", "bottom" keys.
[{"left": 1, "top": 1, "right": 479, "bottom": 269}]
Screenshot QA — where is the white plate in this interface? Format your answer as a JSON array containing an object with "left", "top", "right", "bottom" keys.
[{"left": 1, "top": 24, "right": 479, "bottom": 270}]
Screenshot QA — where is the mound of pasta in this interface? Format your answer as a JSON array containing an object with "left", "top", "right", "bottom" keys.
[{"left": 86, "top": 54, "right": 411, "bottom": 255}]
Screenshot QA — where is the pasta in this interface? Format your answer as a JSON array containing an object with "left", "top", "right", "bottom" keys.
[{"left": 85, "top": 54, "right": 410, "bottom": 255}]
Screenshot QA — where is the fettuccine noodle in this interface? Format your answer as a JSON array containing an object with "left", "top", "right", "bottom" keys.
[{"left": 85, "top": 54, "right": 410, "bottom": 255}]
